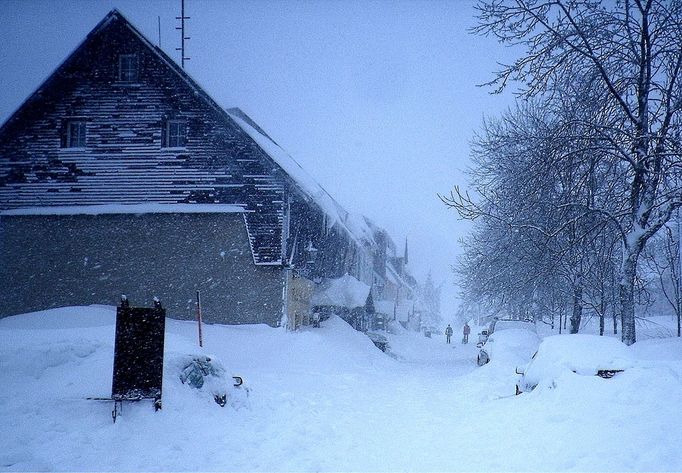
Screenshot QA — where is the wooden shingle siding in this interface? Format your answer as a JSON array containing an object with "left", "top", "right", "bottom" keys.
[{"left": 0, "top": 11, "right": 286, "bottom": 264}]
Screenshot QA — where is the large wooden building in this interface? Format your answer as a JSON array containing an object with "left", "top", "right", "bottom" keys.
[{"left": 0, "top": 10, "right": 411, "bottom": 327}]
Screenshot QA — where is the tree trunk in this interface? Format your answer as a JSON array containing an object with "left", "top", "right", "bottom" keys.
[
  {"left": 675, "top": 288, "right": 682, "bottom": 337},
  {"left": 598, "top": 279, "right": 606, "bottom": 336},
  {"left": 611, "top": 265, "right": 618, "bottom": 334},
  {"left": 620, "top": 250, "right": 640, "bottom": 345},
  {"left": 676, "top": 288, "right": 682, "bottom": 338},
  {"left": 599, "top": 302, "right": 605, "bottom": 336},
  {"left": 678, "top": 210, "right": 682, "bottom": 337},
  {"left": 570, "top": 277, "right": 582, "bottom": 334}
]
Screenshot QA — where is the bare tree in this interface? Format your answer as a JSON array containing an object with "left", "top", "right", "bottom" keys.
[
  {"left": 450, "top": 101, "right": 617, "bottom": 332},
  {"left": 461, "top": 0, "right": 682, "bottom": 344},
  {"left": 643, "top": 219, "right": 682, "bottom": 336}
]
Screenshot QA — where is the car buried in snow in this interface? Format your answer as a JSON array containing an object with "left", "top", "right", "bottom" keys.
[
  {"left": 515, "top": 334, "right": 634, "bottom": 394},
  {"left": 477, "top": 318, "right": 538, "bottom": 366}
]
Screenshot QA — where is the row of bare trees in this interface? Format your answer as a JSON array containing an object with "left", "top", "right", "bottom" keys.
[{"left": 445, "top": 0, "right": 682, "bottom": 344}]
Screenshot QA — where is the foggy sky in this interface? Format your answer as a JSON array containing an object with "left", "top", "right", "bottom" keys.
[{"left": 0, "top": 0, "right": 517, "bottom": 316}]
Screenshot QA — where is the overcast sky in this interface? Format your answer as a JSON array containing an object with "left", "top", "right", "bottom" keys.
[{"left": 0, "top": 0, "right": 517, "bottom": 317}]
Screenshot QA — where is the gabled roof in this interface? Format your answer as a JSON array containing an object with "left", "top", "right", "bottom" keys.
[
  {"left": 0, "top": 10, "right": 254, "bottom": 211},
  {"left": 1, "top": 9, "right": 228, "bottom": 137},
  {"left": 227, "top": 108, "right": 377, "bottom": 248},
  {"left": 0, "top": 9, "right": 382, "bottom": 261},
  {"left": 386, "top": 261, "right": 416, "bottom": 295}
]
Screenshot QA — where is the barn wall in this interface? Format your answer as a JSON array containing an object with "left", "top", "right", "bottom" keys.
[{"left": 0, "top": 213, "right": 284, "bottom": 325}]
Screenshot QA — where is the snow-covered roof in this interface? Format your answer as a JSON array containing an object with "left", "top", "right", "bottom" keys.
[
  {"left": 311, "top": 274, "right": 371, "bottom": 309},
  {"left": 228, "top": 110, "right": 376, "bottom": 249},
  {"left": 344, "top": 213, "right": 378, "bottom": 248},
  {"left": 374, "top": 300, "right": 395, "bottom": 315},
  {"left": 1, "top": 203, "right": 247, "bottom": 216},
  {"left": 386, "top": 262, "right": 410, "bottom": 289},
  {"left": 386, "top": 265, "right": 400, "bottom": 285}
]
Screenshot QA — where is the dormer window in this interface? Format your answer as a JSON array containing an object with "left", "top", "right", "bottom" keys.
[
  {"left": 118, "top": 54, "right": 138, "bottom": 82},
  {"left": 64, "top": 120, "right": 86, "bottom": 148},
  {"left": 162, "top": 119, "right": 187, "bottom": 148}
]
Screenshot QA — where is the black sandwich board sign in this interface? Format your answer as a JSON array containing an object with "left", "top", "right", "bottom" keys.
[{"left": 110, "top": 296, "right": 165, "bottom": 418}]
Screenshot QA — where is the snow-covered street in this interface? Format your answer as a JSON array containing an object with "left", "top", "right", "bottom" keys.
[
  {"left": 3, "top": 2, "right": 682, "bottom": 472},
  {"left": 2, "top": 306, "right": 681, "bottom": 472}
]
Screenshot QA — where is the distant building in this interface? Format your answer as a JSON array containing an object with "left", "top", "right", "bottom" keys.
[{"left": 0, "top": 10, "right": 400, "bottom": 327}]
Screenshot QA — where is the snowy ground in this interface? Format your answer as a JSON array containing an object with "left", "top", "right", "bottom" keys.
[{"left": 1, "top": 307, "right": 681, "bottom": 472}]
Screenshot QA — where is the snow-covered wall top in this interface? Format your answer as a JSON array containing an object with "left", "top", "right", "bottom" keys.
[
  {"left": 312, "top": 273, "right": 371, "bottom": 309},
  {"left": 1, "top": 203, "right": 247, "bottom": 216}
]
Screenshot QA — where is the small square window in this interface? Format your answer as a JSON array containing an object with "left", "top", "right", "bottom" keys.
[
  {"left": 163, "top": 120, "right": 187, "bottom": 148},
  {"left": 119, "top": 54, "right": 138, "bottom": 82},
  {"left": 65, "top": 121, "right": 86, "bottom": 148}
]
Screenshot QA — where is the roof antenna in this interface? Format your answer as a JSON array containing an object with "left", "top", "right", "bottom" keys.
[
  {"left": 175, "top": 0, "right": 190, "bottom": 68},
  {"left": 157, "top": 16, "right": 161, "bottom": 48}
]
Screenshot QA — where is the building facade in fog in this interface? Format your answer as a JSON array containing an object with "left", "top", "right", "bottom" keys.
[{"left": 0, "top": 10, "right": 417, "bottom": 327}]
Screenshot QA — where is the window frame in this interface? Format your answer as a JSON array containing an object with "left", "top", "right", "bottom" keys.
[
  {"left": 118, "top": 54, "right": 139, "bottom": 82},
  {"left": 162, "top": 119, "right": 187, "bottom": 148},
  {"left": 64, "top": 120, "right": 86, "bottom": 149}
]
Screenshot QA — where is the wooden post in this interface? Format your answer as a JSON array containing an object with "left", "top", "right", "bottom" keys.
[{"left": 196, "top": 290, "right": 203, "bottom": 347}]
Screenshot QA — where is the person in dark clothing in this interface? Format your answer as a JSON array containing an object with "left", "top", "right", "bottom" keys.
[
  {"left": 463, "top": 323, "right": 471, "bottom": 343},
  {"left": 445, "top": 324, "right": 453, "bottom": 344}
]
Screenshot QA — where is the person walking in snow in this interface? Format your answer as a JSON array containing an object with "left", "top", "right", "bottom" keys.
[
  {"left": 463, "top": 322, "right": 470, "bottom": 344},
  {"left": 445, "top": 324, "right": 453, "bottom": 344}
]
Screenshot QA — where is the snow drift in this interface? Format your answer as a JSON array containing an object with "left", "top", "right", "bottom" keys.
[{"left": 1, "top": 306, "right": 681, "bottom": 471}]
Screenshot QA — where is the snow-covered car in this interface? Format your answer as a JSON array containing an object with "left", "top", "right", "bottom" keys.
[
  {"left": 476, "top": 329, "right": 490, "bottom": 348},
  {"left": 477, "top": 319, "right": 537, "bottom": 366},
  {"left": 476, "top": 326, "right": 540, "bottom": 367},
  {"left": 366, "top": 331, "right": 389, "bottom": 352},
  {"left": 515, "top": 334, "right": 634, "bottom": 394},
  {"left": 489, "top": 318, "right": 537, "bottom": 334}
]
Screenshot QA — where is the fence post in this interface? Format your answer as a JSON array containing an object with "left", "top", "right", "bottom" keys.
[{"left": 196, "top": 290, "right": 203, "bottom": 347}]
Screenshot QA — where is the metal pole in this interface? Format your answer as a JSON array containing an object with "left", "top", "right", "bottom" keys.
[
  {"left": 196, "top": 290, "right": 203, "bottom": 347},
  {"left": 175, "top": 0, "right": 190, "bottom": 68},
  {"left": 180, "top": 0, "right": 184, "bottom": 68}
]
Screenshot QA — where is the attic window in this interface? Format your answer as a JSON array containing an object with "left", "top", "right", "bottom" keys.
[
  {"left": 118, "top": 54, "right": 138, "bottom": 82},
  {"left": 162, "top": 120, "right": 187, "bottom": 148},
  {"left": 64, "top": 120, "right": 86, "bottom": 148}
]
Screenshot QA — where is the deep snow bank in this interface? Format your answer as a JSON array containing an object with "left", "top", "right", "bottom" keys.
[
  {"left": 1, "top": 306, "right": 681, "bottom": 472},
  {"left": 0, "top": 306, "right": 397, "bottom": 471}
]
